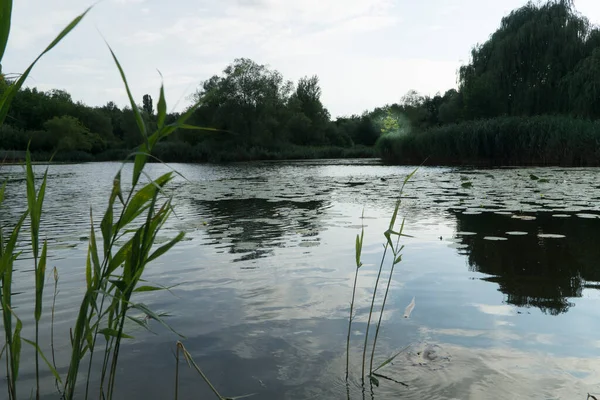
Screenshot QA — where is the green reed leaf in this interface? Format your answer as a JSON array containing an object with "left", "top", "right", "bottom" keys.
[
  {"left": 147, "top": 231, "right": 184, "bottom": 264},
  {"left": 369, "top": 374, "right": 379, "bottom": 387},
  {"left": 105, "top": 43, "right": 146, "bottom": 141},
  {"left": 0, "top": 0, "right": 12, "bottom": 64},
  {"left": 0, "top": 179, "right": 6, "bottom": 205},
  {"left": 23, "top": 338, "right": 62, "bottom": 384},
  {"left": 89, "top": 212, "right": 101, "bottom": 283},
  {"left": 107, "top": 239, "right": 132, "bottom": 276},
  {"left": 126, "top": 315, "right": 154, "bottom": 333},
  {"left": 11, "top": 308, "right": 22, "bottom": 382},
  {"left": 34, "top": 239, "right": 47, "bottom": 322},
  {"left": 133, "top": 285, "right": 164, "bottom": 293},
  {"left": 99, "top": 328, "right": 134, "bottom": 340},
  {"left": 0, "top": 6, "right": 91, "bottom": 126},
  {"left": 156, "top": 75, "right": 167, "bottom": 129},
  {"left": 130, "top": 303, "right": 185, "bottom": 338},
  {"left": 373, "top": 345, "right": 410, "bottom": 373},
  {"left": 132, "top": 150, "right": 148, "bottom": 189},
  {"left": 120, "top": 172, "right": 172, "bottom": 227}
]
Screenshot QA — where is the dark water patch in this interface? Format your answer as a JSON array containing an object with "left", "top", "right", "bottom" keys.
[{"left": 453, "top": 211, "right": 600, "bottom": 315}]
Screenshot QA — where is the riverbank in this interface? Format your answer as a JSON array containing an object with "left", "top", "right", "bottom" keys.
[
  {"left": 377, "top": 115, "right": 600, "bottom": 167},
  {"left": 1, "top": 144, "right": 378, "bottom": 164}
]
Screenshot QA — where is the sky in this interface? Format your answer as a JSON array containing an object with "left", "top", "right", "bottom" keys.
[{"left": 4, "top": 0, "right": 600, "bottom": 117}]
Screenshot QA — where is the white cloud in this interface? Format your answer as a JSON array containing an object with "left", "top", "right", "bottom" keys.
[
  {"left": 121, "top": 31, "right": 164, "bottom": 46},
  {"left": 4, "top": 0, "right": 600, "bottom": 115},
  {"left": 474, "top": 304, "right": 514, "bottom": 316}
]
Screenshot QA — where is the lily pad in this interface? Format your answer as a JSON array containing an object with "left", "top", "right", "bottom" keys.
[
  {"left": 506, "top": 231, "right": 528, "bottom": 236},
  {"left": 538, "top": 233, "right": 566, "bottom": 239},
  {"left": 512, "top": 215, "right": 537, "bottom": 221},
  {"left": 576, "top": 213, "right": 600, "bottom": 219}
]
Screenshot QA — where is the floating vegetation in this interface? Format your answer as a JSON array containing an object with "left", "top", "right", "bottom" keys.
[
  {"left": 538, "top": 233, "right": 566, "bottom": 239},
  {"left": 512, "top": 215, "right": 537, "bottom": 221},
  {"left": 447, "top": 243, "right": 469, "bottom": 249},
  {"left": 530, "top": 174, "right": 540, "bottom": 181},
  {"left": 576, "top": 213, "right": 600, "bottom": 219},
  {"left": 461, "top": 182, "right": 473, "bottom": 189},
  {"left": 506, "top": 231, "right": 528, "bottom": 236},
  {"left": 298, "top": 241, "right": 320, "bottom": 247}
]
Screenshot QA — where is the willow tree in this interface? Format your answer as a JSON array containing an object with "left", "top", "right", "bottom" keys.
[{"left": 459, "top": 0, "right": 595, "bottom": 119}]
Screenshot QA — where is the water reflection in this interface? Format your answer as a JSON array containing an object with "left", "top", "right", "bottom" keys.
[
  {"left": 190, "top": 198, "right": 329, "bottom": 262},
  {"left": 453, "top": 211, "right": 600, "bottom": 315}
]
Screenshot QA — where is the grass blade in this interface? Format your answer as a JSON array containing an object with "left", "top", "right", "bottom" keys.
[
  {"left": 98, "top": 328, "right": 134, "bottom": 340},
  {"left": 22, "top": 339, "right": 63, "bottom": 384},
  {"left": 105, "top": 43, "right": 146, "bottom": 141},
  {"left": 34, "top": 240, "right": 47, "bottom": 322},
  {"left": 146, "top": 231, "right": 184, "bottom": 264},
  {"left": 373, "top": 345, "right": 410, "bottom": 373},
  {"left": 0, "top": 6, "right": 91, "bottom": 125},
  {"left": 130, "top": 303, "right": 184, "bottom": 338},
  {"left": 0, "top": 0, "right": 12, "bottom": 64},
  {"left": 156, "top": 74, "right": 166, "bottom": 128},
  {"left": 133, "top": 285, "right": 165, "bottom": 293}
]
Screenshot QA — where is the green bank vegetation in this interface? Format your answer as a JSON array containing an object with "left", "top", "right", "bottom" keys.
[
  {"left": 0, "top": 3, "right": 249, "bottom": 400},
  {"left": 375, "top": 0, "right": 600, "bottom": 166},
  {"left": 0, "top": 58, "right": 379, "bottom": 163},
  {"left": 346, "top": 170, "right": 416, "bottom": 389}
]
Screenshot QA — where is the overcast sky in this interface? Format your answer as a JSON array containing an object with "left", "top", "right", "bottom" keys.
[{"left": 4, "top": 0, "right": 600, "bottom": 117}]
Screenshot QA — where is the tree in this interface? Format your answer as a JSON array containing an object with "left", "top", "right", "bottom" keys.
[
  {"left": 191, "top": 58, "right": 293, "bottom": 145},
  {"left": 459, "top": 0, "right": 594, "bottom": 118},
  {"left": 142, "top": 94, "right": 153, "bottom": 115},
  {"left": 286, "top": 75, "right": 331, "bottom": 145},
  {"left": 43, "top": 116, "right": 94, "bottom": 152}
]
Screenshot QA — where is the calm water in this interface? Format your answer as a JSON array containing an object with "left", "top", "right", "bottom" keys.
[{"left": 1, "top": 159, "right": 600, "bottom": 399}]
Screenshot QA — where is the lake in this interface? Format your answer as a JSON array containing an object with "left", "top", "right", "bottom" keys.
[{"left": 1, "top": 159, "right": 600, "bottom": 399}]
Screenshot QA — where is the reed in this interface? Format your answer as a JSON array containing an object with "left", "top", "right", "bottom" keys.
[
  {"left": 378, "top": 115, "right": 600, "bottom": 166},
  {"left": 0, "top": 2, "right": 231, "bottom": 398},
  {"left": 345, "top": 168, "right": 416, "bottom": 387}
]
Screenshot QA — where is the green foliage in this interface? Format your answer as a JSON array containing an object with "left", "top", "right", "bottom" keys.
[
  {"left": 377, "top": 1, "right": 600, "bottom": 165},
  {"left": 378, "top": 116, "right": 600, "bottom": 166},
  {"left": 459, "top": 0, "right": 597, "bottom": 118},
  {"left": 142, "top": 94, "right": 153, "bottom": 115},
  {"left": 2, "top": 57, "right": 372, "bottom": 161},
  {"left": 346, "top": 170, "right": 416, "bottom": 386},
  {"left": 43, "top": 115, "right": 93, "bottom": 152}
]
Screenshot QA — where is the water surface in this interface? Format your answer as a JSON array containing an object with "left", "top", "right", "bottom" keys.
[{"left": 1, "top": 160, "right": 600, "bottom": 399}]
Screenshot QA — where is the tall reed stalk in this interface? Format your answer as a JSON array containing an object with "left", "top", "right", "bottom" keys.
[
  {"left": 345, "top": 168, "right": 416, "bottom": 386},
  {"left": 346, "top": 210, "right": 364, "bottom": 380},
  {"left": 0, "top": 1, "right": 231, "bottom": 398}
]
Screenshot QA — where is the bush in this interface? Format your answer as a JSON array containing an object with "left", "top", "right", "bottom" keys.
[{"left": 377, "top": 115, "right": 600, "bottom": 166}]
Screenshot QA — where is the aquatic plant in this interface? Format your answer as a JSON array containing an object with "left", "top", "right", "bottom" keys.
[
  {"left": 0, "top": 2, "right": 233, "bottom": 399},
  {"left": 378, "top": 115, "right": 600, "bottom": 166},
  {"left": 346, "top": 168, "right": 416, "bottom": 386}
]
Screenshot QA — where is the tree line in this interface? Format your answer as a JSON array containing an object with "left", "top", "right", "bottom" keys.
[
  {"left": 0, "top": 60, "right": 380, "bottom": 162},
  {"left": 378, "top": 0, "right": 600, "bottom": 166}
]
